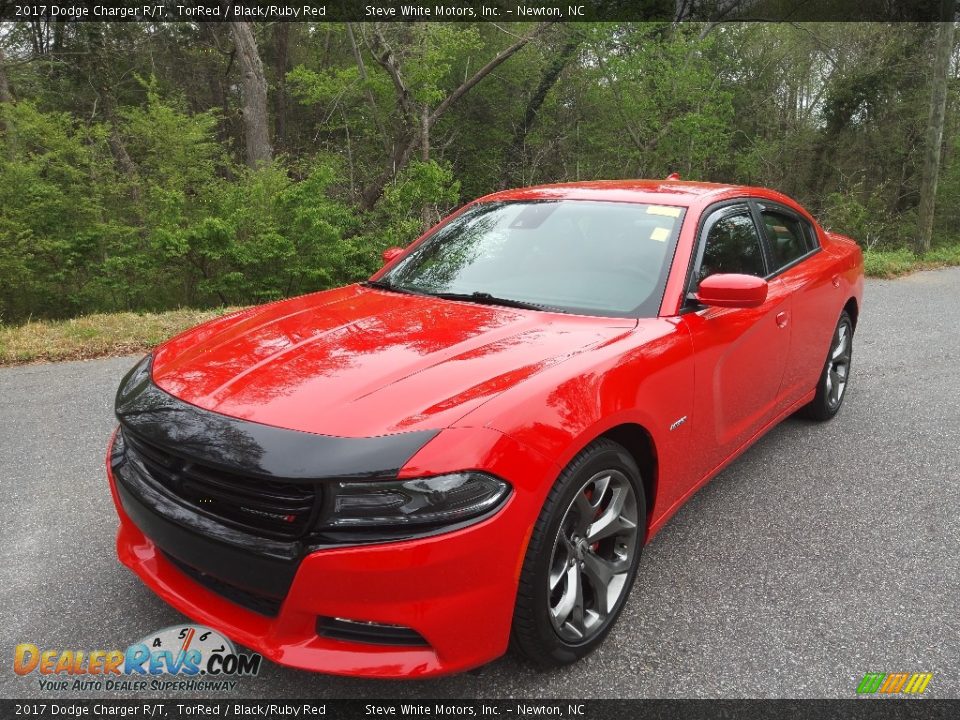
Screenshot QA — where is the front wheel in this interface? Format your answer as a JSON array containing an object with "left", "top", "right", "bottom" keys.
[
  {"left": 510, "top": 439, "right": 645, "bottom": 667},
  {"left": 802, "top": 310, "right": 853, "bottom": 421}
]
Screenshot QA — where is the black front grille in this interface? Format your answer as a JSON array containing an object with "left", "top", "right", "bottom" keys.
[
  {"left": 163, "top": 552, "right": 283, "bottom": 617},
  {"left": 316, "top": 617, "right": 429, "bottom": 647},
  {"left": 122, "top": 429, "right": 320, "bottom": 540}
]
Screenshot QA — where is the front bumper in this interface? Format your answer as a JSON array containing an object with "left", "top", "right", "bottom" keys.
[{"left": 107, "top": 429, "right": 552, "bottom": 678}]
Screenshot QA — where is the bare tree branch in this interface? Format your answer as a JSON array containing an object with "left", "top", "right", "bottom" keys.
[
  {"left": 346, "top": 22, "right": 390, "bottom": 153},
  {"left": 430, "top": 22, "right": 551, "bottom": 125},
  {"left": 359, "top": 23, "right": 548, "bottom": 209},
  {"left": 365, "top": 23, "right": 417, "bottom": 121}
]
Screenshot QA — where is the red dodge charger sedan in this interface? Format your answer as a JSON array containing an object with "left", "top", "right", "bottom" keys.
[{"left": 107, "top": 180, "right": 863, "bottom": 677}]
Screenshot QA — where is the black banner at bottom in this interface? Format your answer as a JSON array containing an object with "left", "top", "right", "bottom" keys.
[{"left": 1, "top": 700, "right": 958, "bottom": 720}]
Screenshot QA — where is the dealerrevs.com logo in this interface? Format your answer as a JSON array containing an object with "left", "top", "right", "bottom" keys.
[{"left": 14, "top": 625, "right": 262, "bottom": 692}]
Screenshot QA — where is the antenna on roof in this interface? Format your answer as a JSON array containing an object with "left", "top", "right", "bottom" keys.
[{"left": 665, "top": 172, "right": 681, "bottom": 181}]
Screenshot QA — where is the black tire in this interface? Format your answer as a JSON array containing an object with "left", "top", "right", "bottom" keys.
[
  {"left": 510, "top": 438, "right": 646, "bottom": 668},
  {"left": 802, "top": 310, "right": 854, "bottom": 422}
]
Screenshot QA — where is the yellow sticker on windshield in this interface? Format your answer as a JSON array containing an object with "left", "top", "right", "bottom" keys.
[
  {"left": 647, "top": 205, "right": 682, "bottom": 218},
  {"left": 650, "top": 227, "right": 670, "bottom": 242}
]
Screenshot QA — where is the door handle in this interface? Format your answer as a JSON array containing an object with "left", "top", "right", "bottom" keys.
[{"left": 776, "top": 311, "right": 789, "bottom": 329}]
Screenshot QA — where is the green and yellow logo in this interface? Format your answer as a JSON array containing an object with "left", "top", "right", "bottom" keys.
[{"left": 857, "top": 672, "right": 933, "bottom": 695}]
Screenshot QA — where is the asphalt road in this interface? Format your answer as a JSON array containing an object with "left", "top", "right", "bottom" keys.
[{"left": 2, "top": 268, "right": 958, "bottom": 700}]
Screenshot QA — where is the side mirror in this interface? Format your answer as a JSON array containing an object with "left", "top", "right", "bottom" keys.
[
  {"left": 695, "top": 273, "right": 768, "bottom": 308},
  {"left": 381, "top": 247, "right": 404, "bottom": 266}
]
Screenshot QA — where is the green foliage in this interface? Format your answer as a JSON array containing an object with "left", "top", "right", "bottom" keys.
[
  {"left": 126, "top": 150, "right": 365, "bottom": 308},
  {"left": 2, "top": 21, "right": 959, "bottom": 325},
  {"left": 0, "top": 101, "right": 117, "bottom": 321},
  {"left": 0, "top": 90, "right": 363, "bottom": 321},
  {"left": 863, "top": 247, "right": 917, "bottom": 277},
  {"left": 820, "top": 181, "right": 905, "bottom": 249},
  {"left": 863, "top": 242, "right": 960, "bottom": 277},
  {"left": 932, "top": 134, "right": 960, "bottom": 243},
  {"left": 924, "top": 243, "right": 960, "bottom": 266},
  {"left": 374, "top": 160, "right": 462, "bottom": 247},
  {"left": 405, "top": 24, "right": 484, "bottom": 105}
]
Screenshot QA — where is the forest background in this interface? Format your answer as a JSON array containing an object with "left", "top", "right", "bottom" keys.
[{"left": 1, "top": 18, "right": 958, "bottom": 334}]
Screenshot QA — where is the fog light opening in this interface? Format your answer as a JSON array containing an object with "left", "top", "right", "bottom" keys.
[{"left": 316, "top": 616, "right": 429, "bottom": 647}]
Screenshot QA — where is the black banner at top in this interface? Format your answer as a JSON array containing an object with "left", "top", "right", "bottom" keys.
[{"left": 0, "top": 0, "right": 955, "bottom": 22}]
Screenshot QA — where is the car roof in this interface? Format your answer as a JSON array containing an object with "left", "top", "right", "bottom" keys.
[{"left": 476, "top": 180, "right": 769, "bottom": 208}]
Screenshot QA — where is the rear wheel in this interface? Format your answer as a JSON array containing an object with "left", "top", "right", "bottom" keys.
[
  {"left": 803, "top": 310, "right": 853, "bottom": 421},
  {"left": 511, "top": 439, "right": 645, "bottom": 667}
]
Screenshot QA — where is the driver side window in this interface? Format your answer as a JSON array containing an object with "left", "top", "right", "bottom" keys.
[{"left": 697, "top": 211, "right": 766, "bottom": 285}]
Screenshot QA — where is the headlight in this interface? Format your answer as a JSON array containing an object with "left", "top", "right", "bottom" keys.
[{"left": 319, "top": 472, "right": 510, "bottom": 529}]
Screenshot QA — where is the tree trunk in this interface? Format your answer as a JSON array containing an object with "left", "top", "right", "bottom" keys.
[
  {"left": 99, "top": 90, "right": 141, "bottom": 204},
  {"left": 420, "top": 103, "right": 435, "bottom": 227},
  {"left": 52, "top": 20, "right": 65, "bottom": 53},
  {"left": 420, "top": 103, "right": 430, "bottom": 162},
  {"left": 272, "top": 23, "right": 290, "bottom": 150},
  {"left": 230, "top": 21, "right": 272, "bottom": 168},
  {"left": 0, "top": 47, "right": 13, "bottom": 143},
  {"left": 0, "top": 47, "right": 13, "bottom": 105},
  {"left": 360, "top": 131, "right": 419, "bottom": 210},
  {"left": 917, "top": 5, "right": 956, "bottom": 254}
]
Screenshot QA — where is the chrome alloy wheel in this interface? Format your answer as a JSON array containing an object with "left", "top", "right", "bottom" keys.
[
  {"left": 825, "top": 320, "right": 852, "bottom": 410},
  {"left": 547, "top": 469, "right": 640, "bottom": 643}
]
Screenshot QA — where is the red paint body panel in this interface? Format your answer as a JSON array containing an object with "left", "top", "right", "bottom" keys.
[
  {"left": 152, "top": 285, "right": 632, "bottom": 437},
  {"left": 109, "top": 180, "right": 864, "bottom": 677}
]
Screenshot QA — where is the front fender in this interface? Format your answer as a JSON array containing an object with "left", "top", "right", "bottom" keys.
[{"left": 453, "top": 318, "right": 696, "bottom": 535}]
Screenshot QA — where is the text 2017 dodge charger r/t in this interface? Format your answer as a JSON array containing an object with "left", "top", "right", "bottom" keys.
[{"left": 107, "top": 180, "right": 863, "bottom": 677}]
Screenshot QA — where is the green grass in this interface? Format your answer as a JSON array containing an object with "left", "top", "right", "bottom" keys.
[
  {"left": 0, "top": 307, "right": 241, "bottom": 366},
  {"left": 864, "top": 242, "right": 960, "bottom": 278}
]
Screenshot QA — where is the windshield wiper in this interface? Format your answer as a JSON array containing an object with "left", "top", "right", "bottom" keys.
[
  {"left": 366, "top": 282, "right": 563, "bottom": 312},
  {"left": 361, "top": 279, "right": 420, "bottom": 295},
  {"left": 430, "top": 291, "right": 559, "bottom": 312}
]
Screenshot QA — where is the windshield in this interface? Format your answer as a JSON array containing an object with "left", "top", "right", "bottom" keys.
[{"left": 379, "top": 200, "right": 685, "bottom": 317}]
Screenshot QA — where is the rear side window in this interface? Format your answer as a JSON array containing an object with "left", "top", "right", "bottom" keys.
[
  {"left": 697, "top": 211, "right": 766, "bottom": 283},
  {"left": 760, "top": 209, "right": 814, "bottom": 270}
]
